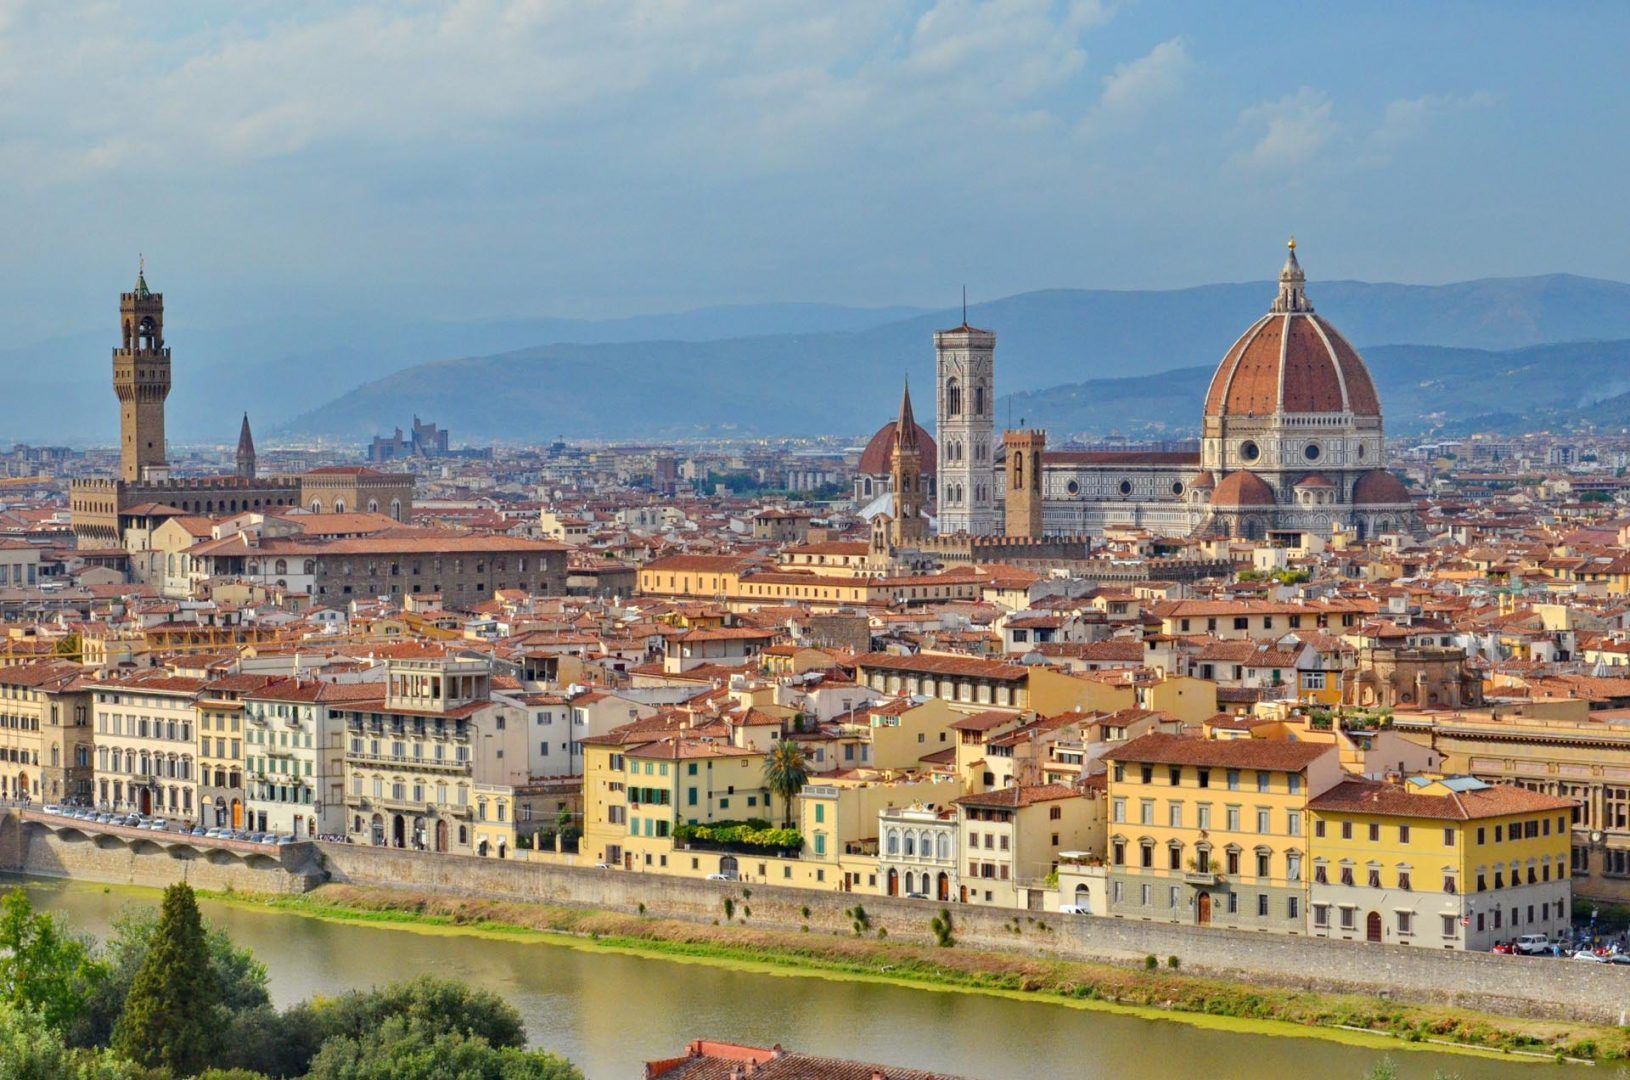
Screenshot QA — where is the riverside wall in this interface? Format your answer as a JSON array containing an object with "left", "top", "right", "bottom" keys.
[
  {"left": 318, "top": 842, "right": 1630, "bottom": 1026},
  {"left": 1, "top": 814, "right": 323, "bottom": 895},
  {"left": 6, "top": 808, "right": 1627, "bottom": 1027}
]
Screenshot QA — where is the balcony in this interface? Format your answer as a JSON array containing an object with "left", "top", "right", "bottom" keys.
[{"left": 1182, "top": 870, "right": 1221, "bottom": 886}]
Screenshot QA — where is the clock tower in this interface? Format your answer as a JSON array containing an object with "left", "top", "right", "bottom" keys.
[{"left": 113, "top": 260, "right": 171, "bottom": 483}]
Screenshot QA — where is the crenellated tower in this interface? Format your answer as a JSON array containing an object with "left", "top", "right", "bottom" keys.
[{"left": 113, "top": 260, "right": 171, "bottom": 482}]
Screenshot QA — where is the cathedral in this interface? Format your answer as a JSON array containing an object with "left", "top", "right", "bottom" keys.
[{"left": 856, "top": 241, "right": 1417, "bottom": 545}]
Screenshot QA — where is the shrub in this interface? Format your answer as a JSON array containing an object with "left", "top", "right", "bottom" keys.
[
  {"left": 930, "top": 910, "right": 955, "bottom": 948},
  {"left": 1143, "top": 955, "right": 1158, "bottom": 971},
  {"left": 1167, "top": 956, "right": 1180, "bottom": 969}
]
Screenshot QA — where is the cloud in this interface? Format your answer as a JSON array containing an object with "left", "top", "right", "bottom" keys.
[
  {"left": 1231, "top": 87, "right": 1335, "bottom": 173},
  {"left": 1097, "top": 37, "right": 1190, "bottom": 118},
  {"left": 1368, "top": 90, "right": 1495, "bottom": 153}
]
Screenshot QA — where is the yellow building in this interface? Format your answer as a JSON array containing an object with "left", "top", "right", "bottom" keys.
[
  {"left": 1103, "top": 733, "right": 1343, "bottom": 932},
  {"left": 0, "top": 661, "right": 93, "bottom": 805},
  {"left": 954, "top": 783, "right": 1105, "bottom": 909},
  {"left": 1307, "top": 777, "right": 1574, "bottom": 950}
]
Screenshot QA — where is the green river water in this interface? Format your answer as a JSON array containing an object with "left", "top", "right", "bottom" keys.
[{"left": 13, "top": 876, "right": 1569, "bottom": 1080}]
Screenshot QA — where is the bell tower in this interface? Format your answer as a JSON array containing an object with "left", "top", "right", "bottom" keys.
[
  {"left": 113, "top": 259, "right": 171, "bottom": 482},
  {"left": 934, "top": 307, "right": 997, "bottom": 536},
  {"left": 1003, "top": 429, "right": 1045, "bottom": 539},
  {"left": 889, "top": 378, "right": 927, "bottom": 547}
]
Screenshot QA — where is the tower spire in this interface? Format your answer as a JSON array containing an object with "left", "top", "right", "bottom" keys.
[
  {"left": 1271, "top": 234, "right": 1312, "bottom": 314},
  {"left": 895, "top": 376, "right": 919, "bottom": 450},
  {"left": 236, "top": 412, "right": 257, "bottom": 480},
  {"left": 135, "top": 254, "right": 151, "bottom": 299}
]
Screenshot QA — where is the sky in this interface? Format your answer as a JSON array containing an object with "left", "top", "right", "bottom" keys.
[{"left": 3, "top": 0, "right": 1628, "bottom": 342}]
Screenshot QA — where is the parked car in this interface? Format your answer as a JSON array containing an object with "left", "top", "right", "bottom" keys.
[
  {"left": 1513, "top": 934, "right": 1554, "bottom": 955},
  {"left": 43, "top": 804, "right": 61, "bottom": 815},
  {"left": 1571, "top": 950, "right": 1608, "bottom": 963},
  {"left": 904, "top": 892, "right": 930, "bottom": 901},
  {"left": 1058, "top": 904, "right": 1089, "bottom": 915},
  {"left": 704, "top": 872, "right": 737, "bottom": 881}
]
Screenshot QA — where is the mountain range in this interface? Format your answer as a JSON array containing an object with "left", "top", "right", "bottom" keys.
[
  {"left": 282, "top": 274, "right": 1630, "bottom": 443},
  {"left": 10, "top": 274, "right": 1630, "bottom": 445}
]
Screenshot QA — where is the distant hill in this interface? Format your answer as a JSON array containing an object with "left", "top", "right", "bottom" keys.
[
  {"left": 1001, "top": 339, "right": 1630, "bottom": 440},
  {"left": 0, "top": 301, "right": 925, "bottom": 445},
  {"left": 281, "top": 274, "right": 1630, "bottom": 442}
]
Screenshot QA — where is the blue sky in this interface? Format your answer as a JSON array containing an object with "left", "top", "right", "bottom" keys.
[{"left": 2, "top": 1, "right": 1625, "bottom": 340}]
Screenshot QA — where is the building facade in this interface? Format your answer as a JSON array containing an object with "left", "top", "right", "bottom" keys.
[
  {"left": 0, "top": 661, "right": 93, "bottom": 804},
  {"left": 90, "top": 673, "right": 203, "bottom": 818}
]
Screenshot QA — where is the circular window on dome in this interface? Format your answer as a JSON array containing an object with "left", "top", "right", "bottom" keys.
[
  {"left": 1240, "top": 441, "right": 1260, "bottom": 462},
  {"left": 1065, "top": 480, "right": 1080, "bottom": 496},
  {"left": 1304, "top": 443, "right": 1321, "bottom": 461},
  {"left": 1118, "top": 480, "right": 1133, "bottom": 496},
  {"left": 1170, "top": 481, "right": 1184, "bottom": 496}
]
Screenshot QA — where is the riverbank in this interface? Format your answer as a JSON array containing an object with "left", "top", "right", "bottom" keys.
[{"left": 204, "top": 882, "right": 1616, "bottom": 1066}]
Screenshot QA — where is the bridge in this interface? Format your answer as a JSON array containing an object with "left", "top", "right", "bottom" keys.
[{"left": 6, "top": 809, "right": 326, "bottom": 891}]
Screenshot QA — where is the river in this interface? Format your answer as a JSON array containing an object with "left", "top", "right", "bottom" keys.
[{"left": 14, "top": 877, "right": 1565, "bottom": 1080}]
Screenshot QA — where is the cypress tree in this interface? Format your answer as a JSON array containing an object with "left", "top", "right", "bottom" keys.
[{"left": 110, "top": 882, "right": 219, "bottom": 1074}]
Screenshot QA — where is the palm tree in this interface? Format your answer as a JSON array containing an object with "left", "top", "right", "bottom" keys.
[{"left": 762, "top": 740, "right": 810, "bottom": 827}]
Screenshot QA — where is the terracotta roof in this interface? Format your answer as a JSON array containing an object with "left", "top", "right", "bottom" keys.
[
  {"left": 856, "top": 652, "right": 1029, "bottom": 681},
  {"left": 1352, "top": 469, "right": 1413, "bottom": 506},
  {"left": 858, "top": 420, "right": 937, "bottom": 476},
  {"left": 955, "top": 782, "right": 1081, "bottom": 809},
  {"left": 1210, "top": 471, "right": 1276, "bottom": 508},
  {"left": 1204, "top": 310, "right": 1381, "bottom": 419},
  {"left": 1308, "top": 778, "right": 1577, "bottom": 821},
  {"left": 1103, "top": 732, "right": 1333, "bottom": 770}
]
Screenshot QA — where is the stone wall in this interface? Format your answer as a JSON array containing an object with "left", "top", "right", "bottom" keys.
[
  {"left": 319, "top": 843, "right": 1630, "bottom": 1026},
  {"left": 6, "top": 817, "right": 322, "bottom": 895}
]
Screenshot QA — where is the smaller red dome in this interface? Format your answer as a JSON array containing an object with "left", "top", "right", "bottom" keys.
[
  {"left": 1294, "top": 473, "right": 1334, "bottom": 489},
  {"left": 858, "top": 420, "right": 937, "bottom": 475},
  {"left": 1210, "top": 471, "right": 1276, "bottom": 507},
  {"left": 1352, "top": 469, "right": 1412, "bottom": 505},
  {"left": 1190, "top": 471, "right": 1216, "bottom": 490}
]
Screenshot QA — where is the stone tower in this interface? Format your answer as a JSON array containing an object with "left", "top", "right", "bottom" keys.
[
  {"left": 236, "top": 413, "right": 257, "bottom": 480},
  {"left": 1003, "top": 429, "right": 1045, "bottom": 539},
  {"left": 889, "top": 379, "right": 927, "bottom": 547},
  {"left": 934, "top": 316, "right": 996, "bottom": 535},
  {"left": 114, "top": 260, "right": 171, "bottom": 483}
]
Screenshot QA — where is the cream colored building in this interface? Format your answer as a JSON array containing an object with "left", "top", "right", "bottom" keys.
[
  {"left": 91, "top": 672, "right": 204, "bottom": 818},
  {"left": 0, "top": 661, "right": 93, "bottom": 805}
]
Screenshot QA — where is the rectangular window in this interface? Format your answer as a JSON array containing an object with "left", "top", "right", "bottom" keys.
[
  {"left": 1256, "top": 808, "right": 1270, "bottom": 834},
  {"left": 1399, "top": 824, "right": 1411, "bottom": 844},
  {"left": 1197, "top": 805, "right": 1211, "bottom": 830},
  {"left": 1168, "top": 803, "right": 1182, "bottom": 828},
  {"left": 1226, "top": 770, "right": 1240, "bottom": 791},
  {"left": 1112, "top": 798, "right": 1126, "bottom": 823},
  {"left": 1226, "top": 806, "right": 1240, "bottom": 831},
  {"left": 1339, "top": 907, "right": 1356, "bottom": 931},
  {"left": 1256, "top": 894, "right": 1268, "bottom": 917},
  {"left": 1256, "top": 851, "right": 1270, "bottom": 878},
  {"left": 1341, "top": 821, "right": 1353, "bottom": 840},
  {"left": 1313, "top": 903, "right": 1329, "bottom": 929},
  {"left": 1368, "top": 823, "right": 1380, "bottom": 842},
  {"left": 1287, "top": 896, "right": 1299, "bottom": 920},
  {"left": 1442, "top": 915, "right": 1457, "bottom": 937},
  {"left": 1256, "top": 772, "right": 1270, "bottom": 793},
  {"left": 1397, "top": 911, "right": 1413, "bottom": 935}
]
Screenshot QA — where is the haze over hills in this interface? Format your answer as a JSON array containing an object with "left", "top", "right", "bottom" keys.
[
  {"left": 280, "top": 274, "right": 1630, "bottom": 443},
  {"left": 1002, "top": 339, "right": 1630, "bottom": 441},
  {"left": 0, "top": 302, "right": 925, "bottom": 445}
]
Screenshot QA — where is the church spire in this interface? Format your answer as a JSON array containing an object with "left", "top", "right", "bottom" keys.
[
  {"left": 236, "top": 412, "right": 257, "bottom": 480},
  {"left": 1271, "top": 235, "right": 1313, "bottom": 314},
  {"left": 135, "top": 254, "right": 151, "bottom": 299},
  {"left": 895, "top": 376, "right": 919, "bottom": 450}
]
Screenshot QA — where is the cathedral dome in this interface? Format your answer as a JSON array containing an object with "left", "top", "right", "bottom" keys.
[
  {"left": 1210, "top": 470, "right": 1276, "bottom": 507},
  {"left": 1351, "top": 469, "right": 1412, "bottom": 506},
  {"left": 858, "top": 420, "right": 936, "bottom": 476},
  {"left": 1203, "top": 242, "right": 1381, "bottom": 420}
]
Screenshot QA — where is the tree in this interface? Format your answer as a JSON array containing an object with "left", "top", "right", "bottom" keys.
[
  {"left": 762, "top": 740, "right": 810, "bottom": 826},
  {"left": 109, "top": 883, "right": 221, "bottom": 1074},
  {"left": 0, "top": 1002, "right": 147, "bottom": 1080},
  {"left": 316, "top": 976, "right": 527, "bottom": 1051},
  {"left": 305, "top": 1017, "right": 581, "bottom": 1080},
  {"left": 0, "top": 890, "right": 105, "bottom": 1035},
  {"left": 76, "top": 898, "right": 267, "bottom": 1048}
]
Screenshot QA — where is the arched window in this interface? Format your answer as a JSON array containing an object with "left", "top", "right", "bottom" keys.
[
  {"left": 904, "top": 834, "right": 915, "bottom": 857},
  {"left": 885, "top": 830, "right": 899, "bottom": 856},
  {"left": 1012, "top": 451, "right": 1024, "bottom": 490},
  {"left": 390, "top": 499, "right": 402, "bottom": 522},
  {"left": 975, "top": 385, "right": 985, "bottom": 416},
  {"left": 334, "top": 500, "right": 346, "bottom": 514},
  {"left": 945, "top": 378, "right": 962, "bottom": 417},
  {"left": 274, "top": 559, "right": 288, "bottom": 575},
  {"left": 310, "top": 499, "right": 323, "bottom": 512},
  {"left": 368, "top": 500, "right": 379, "bottom": 513},
  {"left": 303, "top": 560, "right": 315, "bottom": 574}
]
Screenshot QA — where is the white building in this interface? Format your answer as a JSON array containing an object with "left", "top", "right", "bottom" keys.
[{"left": 90, "top": 672, "right": 202, "bottom": 819}]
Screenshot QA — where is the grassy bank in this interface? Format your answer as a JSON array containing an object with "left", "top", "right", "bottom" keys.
[{"left": 203, "top": 883, "right": 1618, "bottom": 1065}]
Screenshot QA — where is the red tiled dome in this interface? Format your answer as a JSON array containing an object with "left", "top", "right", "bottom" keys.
[
  {"left": 1210, "top": 471, "right": 1276, "bottom": 507},
  {"left": 1352, "top": 469, "right": 1412, "bottom": 505},
  {"left": 1204, "top": 312, "right": 1380, "bottom": 419},
  {"left": 1294, "top": 473, "right": 1334, "bottom": 489},
  {"left": 858, "top": 420, "right": 936, "bottom": 476},
  {"left": 1190, "top": 470, "right": 1216, "bottom": 490}
]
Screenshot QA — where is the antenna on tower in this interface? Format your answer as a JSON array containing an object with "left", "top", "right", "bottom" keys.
[{"left": 962, "top": 285, "right": 967, "bottom": 326}]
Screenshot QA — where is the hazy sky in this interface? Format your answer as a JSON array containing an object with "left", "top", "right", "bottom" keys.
[{"left": 3, "top": 1, "right": 1627, "bottom": 341}]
